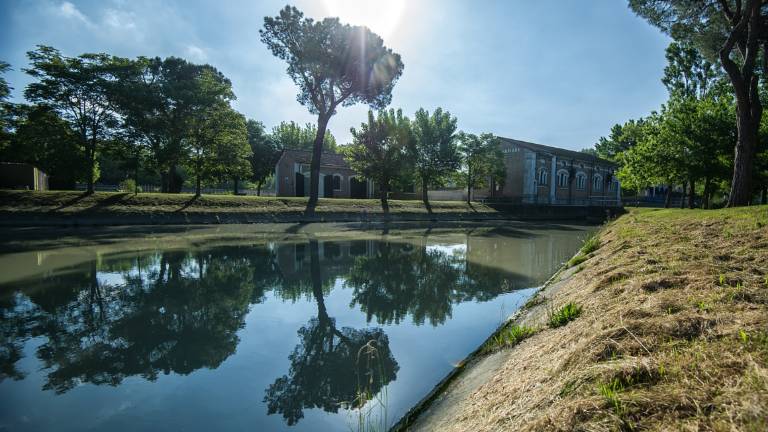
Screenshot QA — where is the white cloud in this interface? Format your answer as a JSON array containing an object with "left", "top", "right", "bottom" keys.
[
  {"left": 103, "top": 9, "right": 136, "bottom": 31},
  {"left": 57, "top": 1, "right": 93, "bottom": 26},
  {"left": 184, "top": 44, "right": 207, "bottom": 62}
]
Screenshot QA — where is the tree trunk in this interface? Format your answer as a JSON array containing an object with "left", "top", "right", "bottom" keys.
[
  {"left": 233, "top": 178, "right": 239, "bottom": 195},
  {"left": 466, "top": 168, "right": 472, "bottom": 205},
  {"left": 195, "top": 161, "right": 201, "bottom": 197},
  {"left": 257, "top": 180, "right": 263, "bottom": 196},
  {"left": 380, "top": 181, "right": 390, "bottom": 215},
  {"left": 664, "top": 184, "right": 672, "bottom": 208},
  {"left": 305, "top": 113, "right": 330, "bottom": 217},
  {"left": 134, "top": 160, "right": 139, "bottom": 195},
  {"left": 421, "top": 178, "right": 432, "bottom": 214},
  {"left": 86, "top": 142, "right": 96, "bottom": 195},
  {"left": 688, "top": 178, "right": 696, "bottom": 209},
  {"left": 703, "top": 177, "right": 711, "bottom": 209},
  {"left": 761, "top": 186, "right": 767, "bottom": 205},
  {"left": 728, "top": 114, "right": 759, "bottom": 207},
  {"left": 679, "top": 181, "right": 687, "bottom": 209}
]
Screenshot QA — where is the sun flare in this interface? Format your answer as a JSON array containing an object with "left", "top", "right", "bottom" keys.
[{"left": 322, "top": 0, "right": 406, "bottom": 39}]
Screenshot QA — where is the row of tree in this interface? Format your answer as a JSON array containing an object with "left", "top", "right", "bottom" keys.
[
  {"left": 1, "top": 4, "right": 505, "bottom": 213},
  {"left": 345, "top": 107, "right": 505, "bottom": 214},
  {"left": 601, "top": 1, "right": 768, "bottom": 208}
]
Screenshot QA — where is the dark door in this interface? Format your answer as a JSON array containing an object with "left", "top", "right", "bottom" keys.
[
  {"left": 350, "top": 177, "right": 367, "bottom": 199},
  {"left": 295, "top": 173, "right": 304, "bottom": 197},
  {"left": 323, "top": 175, "right": 334, "bottom": 198}
]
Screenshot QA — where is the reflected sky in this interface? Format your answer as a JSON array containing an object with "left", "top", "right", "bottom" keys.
[{"left": 0, "top": 225, "right": 590, "bottom": 431}]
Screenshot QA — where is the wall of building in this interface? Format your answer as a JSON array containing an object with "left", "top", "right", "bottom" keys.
[{"left": 275, "top": 153, "right": 359, "bottom": 198}]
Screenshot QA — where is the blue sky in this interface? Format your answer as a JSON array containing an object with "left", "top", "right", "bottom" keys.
[{"left": 0, "top": 0, "right": 670, "bottom": 150}]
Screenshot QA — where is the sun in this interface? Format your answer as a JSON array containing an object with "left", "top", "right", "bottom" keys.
[{"left": 322, "top": 0, "right": 406, "bottom": 39}]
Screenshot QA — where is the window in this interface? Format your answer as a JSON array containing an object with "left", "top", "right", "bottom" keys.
[
  {"left": 333, "top": 174, "right": 342, "bottom": 190},
  {"left": 538, "top": 169, "right": 548, "bottom": 186},
  {"left": 608, "top": 181, "right": 616, "bottom": 191},
  {"left": 575, "top": 173, "right": 586, "bottom": 190},
  {"left": 557, "top": 170, "right": 569, "bottom": 188},
  {"left": 593, "top": 174, "right": 603, "bottom": 191}
]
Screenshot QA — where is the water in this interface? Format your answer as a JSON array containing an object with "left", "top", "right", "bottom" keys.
[{"left": 0, "top": 223, "right": 591, "bottom": 431}]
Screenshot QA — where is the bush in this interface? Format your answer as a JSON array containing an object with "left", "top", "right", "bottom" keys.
[
  {"left": 118, "top": 179, "right": 141, "bottom": 193},
  {"left": 548, "top": 302, "right": 582, "bottom": 328}
]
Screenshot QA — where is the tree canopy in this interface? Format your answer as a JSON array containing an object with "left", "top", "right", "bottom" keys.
[{"left": 260, "top": 5, "right": 404, "bottom": 215}]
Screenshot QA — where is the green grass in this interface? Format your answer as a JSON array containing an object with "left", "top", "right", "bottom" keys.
[
  {"left": 0, "top": 190, "right": 498, "bottom": 216},
  {"left": 483, "top": 324, "right": 537, "bottom": 353},
  {"left": 567, "top": 254, "right": 588, "bottom": 268},
  {"left": 548, "top": 302, "right": 582, "bottom": 328},
  {"left": 566, "top": 233, "right": 601, "bottom": 268}
]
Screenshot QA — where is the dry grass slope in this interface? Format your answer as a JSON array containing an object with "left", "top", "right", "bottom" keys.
[{"left": 441, "top": 206, "right": 768, "bottom": 431}]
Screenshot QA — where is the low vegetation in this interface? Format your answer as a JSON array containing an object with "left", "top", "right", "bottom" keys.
[
  {"left": 0, "top": 190, "right": 498, "bottom": 217},
  {"left": 547, "top": 302, "right": 582, "bottom": 328},
  {"left": 483, "top": 324, "right": 537, "bottom": 353},
  {"left": 433, "top": 206, "right": 768, "bottom": 431}
]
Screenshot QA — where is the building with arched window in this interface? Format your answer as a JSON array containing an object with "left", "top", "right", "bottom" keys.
[
  {"left": 479, "top": 138, "right": 620, "bottom": 206},
  {"left": 274, "top": 149, "right": 372, "bottom": 198}
]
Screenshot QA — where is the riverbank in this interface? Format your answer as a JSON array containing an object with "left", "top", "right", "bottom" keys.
[
  {"left": 398, "top": 206, "right": 768, "bottom": 431},
  {"left": 0, "top": 190, "right": 621, "bottom": 226}
]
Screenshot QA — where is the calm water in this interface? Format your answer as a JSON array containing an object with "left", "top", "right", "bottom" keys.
[{"left": 0, "top": 223, "right": 590, "bottom": 431}]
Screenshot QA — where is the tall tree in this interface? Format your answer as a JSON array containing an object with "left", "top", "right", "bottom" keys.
[
  {"left": 23, "top": 46, "right": 125, "bottom": 194},
  {"left": 260, "top": 6, "right": 404, "bottom": 216},
  {"left": 346, "top": 109, "right": 412, "bottom": 214},
  {"left": 409, "top": 107, "right": 461, "bottom": 213},
  {"left": 630, "top": 0, "right": 767, "bottom": 206},
  {"left": 187, "top": 102, "right": 250, "bottom": 197},
  {"left": 247, "top": 120, "right": 281, "bottom": 195},
  {"left": 270, "top": 121, "right": 337, "bottom": 152},
  {"left": 457, "top": 132, "right": 505, "bottom": 204}
]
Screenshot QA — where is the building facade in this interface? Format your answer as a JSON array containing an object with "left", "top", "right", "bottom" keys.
[
  {"left": 479, "top": 138, "right": 621, "bottom": 206},
  {"left": 274, "top": 149, "right": 373, "bottom": 198}
]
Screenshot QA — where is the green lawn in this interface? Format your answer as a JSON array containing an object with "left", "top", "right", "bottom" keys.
[{"left": 0, "top": 190, "right": 496, "bottom": 215}]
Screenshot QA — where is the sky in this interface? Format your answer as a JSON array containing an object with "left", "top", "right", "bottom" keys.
[{"left": 0, "top": 0, "right": 671, "bottom": 151}]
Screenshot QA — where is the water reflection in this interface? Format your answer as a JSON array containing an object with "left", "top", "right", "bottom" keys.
[{"left": 0, "top": 228, "right": 586, "bottom": 428}]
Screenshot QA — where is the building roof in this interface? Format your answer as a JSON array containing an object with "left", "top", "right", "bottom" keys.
[
  {"left": 499, "top": 137, "right": 616, "bottom": 167},
  {"left": 279, "top": 149, "right": 350, "bottom": 168}
]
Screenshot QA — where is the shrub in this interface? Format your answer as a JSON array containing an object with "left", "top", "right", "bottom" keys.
[
  {"left": 548, "top": 302, "right": 582, "bottom": 328},
  {"left": 581, "top": 234, "right": 601, "bottom": 254},
  {"left": 118, "top": 179, "right": 141, "bottom": 193}
]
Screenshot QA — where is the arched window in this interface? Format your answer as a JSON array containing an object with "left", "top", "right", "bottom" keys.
[
  {"left": 538, "top": 168, "right": 548, "bottom": 186},
  {"left": 557, "top": 170, "right": 569, "bottom": 188},
  {"left": 575, "top": 172, "right": 587, "bottom": 190},
  {"left": 332, "top": 174, "right": 342, "bottom": 190},
  {"left": 593, "top": 174, "right": 603, "bottom": 191}
]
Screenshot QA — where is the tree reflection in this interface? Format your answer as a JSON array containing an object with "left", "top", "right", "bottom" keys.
[
  {"left": 264, "top": 240, "right": 399, "bottom": 426},
  {"left": 0, "top": 246, "right": 282, "bottom": 392}
]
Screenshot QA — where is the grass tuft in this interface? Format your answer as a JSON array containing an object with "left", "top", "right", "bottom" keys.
[
  {"left": 483, "top": 324, "right": 537, "bottom": 353},
  {"left": 548, "top": 302, "right": 582, "bottom": 328}
]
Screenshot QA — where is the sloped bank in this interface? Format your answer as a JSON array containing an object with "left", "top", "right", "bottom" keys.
[
  {"left": 395, "top": 206, "right": 768, "bottom": 431},
  {"left": 0, "top": 190, "right": 622, "bottom": 226}
]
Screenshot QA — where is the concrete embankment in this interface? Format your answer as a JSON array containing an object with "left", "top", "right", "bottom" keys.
[{"left": 395, "top": 206, "right": 768, "bottom": 431}]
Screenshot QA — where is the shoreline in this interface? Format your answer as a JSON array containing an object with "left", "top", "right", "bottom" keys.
[
  {"left": 395, "top": 206, "right": 768, "bottom": 431},
  {"left": 0, "top": 190, "right": 623, "bottom": 227}
]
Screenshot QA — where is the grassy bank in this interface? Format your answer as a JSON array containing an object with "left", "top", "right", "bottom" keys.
[
  {"left": 406, "top": 206, "right": 768, "bottom": 431},
  {"left": 0, "top": 190, "right": 495, "bottom": 215}
]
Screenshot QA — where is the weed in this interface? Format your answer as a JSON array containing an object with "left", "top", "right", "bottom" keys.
[
  {"left": 718, "top": 273, "right": 727, "bottom": 286},
  {"left": 483, "top": 324, "right": 537, "bottom": 353},
  {"left": 581, "top": 234, "right": 601, "bottom": 255},
  {"left": 567, "top": 253, "right": 588, "bottom": 268},
  {"left": 548, "top": 302, "right": 582, "bottom": 328},
  {"left": 575, "top": 264, "right": 586, "bottom": 274},
  {"left": 695, "top": 301, "right": 711, "bottom": 312}
]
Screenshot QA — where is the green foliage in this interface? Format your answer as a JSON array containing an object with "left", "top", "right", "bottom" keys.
[
  {"left": 456, "top": 132, "right": 505, "bottom": 203},
  {"left": 0, "top": 60, "right": 10, "bottom": 102},
  {"left": 260, "top": 5, "right": 403, "bottom": 213},
  {"left": 247, "top": 120, "right": 281, "bottom": 193},
  {"left": 409, "top": 107, "right": 461, "bottom": 210},
  {"left": 0, "top": 104, "right": 88, "bottom": 188},
  {"left": 484, "top": 324, "right": 536, "bottom": 353},
  {"left": 270, "top": 121, "right": 336, "bottom": 152},
  {"left": 567, "top": 254, "right": 588, "bottom": 268},
  {"left": 548, "top": 302, "right": 582, "bottom": 328},
  {"left": 23, "top": 45, "right": 126, "bottom": 193},
  {"left": 118, "top": 178, "right": 141, "bottom": 193},
  {"left": 346, "top": 109, "right": 413, "bottom": 213},
  {"left": 581, "top": 235, "right": 601, "bottom": 255}
]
